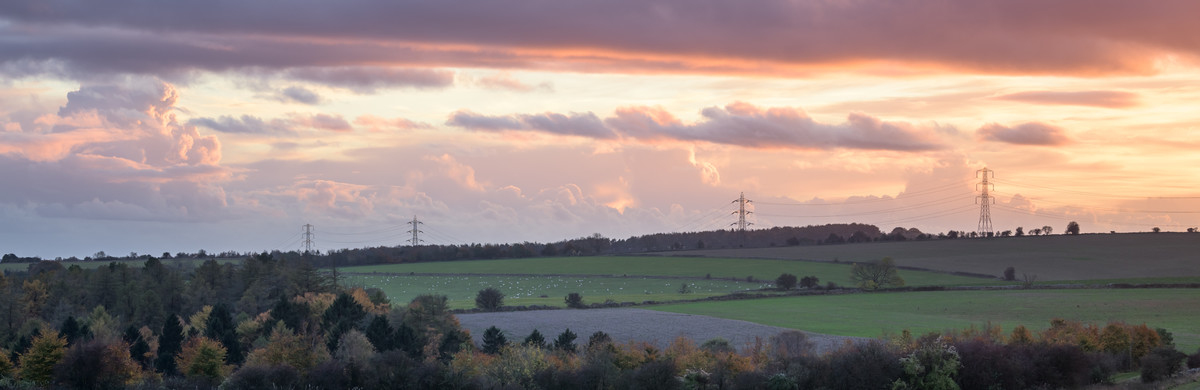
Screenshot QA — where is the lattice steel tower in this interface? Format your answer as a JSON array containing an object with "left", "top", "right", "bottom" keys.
[
  {"left": 976, "top": 168, "right": 995, "bottom": 236},
  {"left": 406, "top": 215, "right": 424, "bottom": 246},
  {"left": 731, "top": 192, "right": 753, "bottom": 231},
  {"left": 302, "top": 223, "right": 315, "bottom": 254}
]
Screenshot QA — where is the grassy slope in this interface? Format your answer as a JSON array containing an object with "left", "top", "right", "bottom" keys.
[
  {"left": 339, "top": 256, "right": 989, "bottom": 287},
  {"left": 654, "top": 288, "right": 1200, "bottom": 352},
  {"left": 672, "top": 233, "right": 1200, "bottom": 281},
  {"left": 343, "top": 273, "right": 771, "bottom": 310}
]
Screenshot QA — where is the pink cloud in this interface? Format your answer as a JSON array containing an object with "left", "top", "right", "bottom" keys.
[
  {"left": 353, "top": 115, "right": 432, "bottom": 132},
  {"left": 993, "top": 90, "right": 1140, "bottom": 108},
  {"left": 977, "top": 122, "right": 1072, "bottom": 146}
]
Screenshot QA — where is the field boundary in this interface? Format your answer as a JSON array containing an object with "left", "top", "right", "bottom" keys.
[{"left": 632, "top": 252, "right": 1001, "bottom": 280}]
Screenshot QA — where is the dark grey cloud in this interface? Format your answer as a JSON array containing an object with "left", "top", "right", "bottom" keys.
[
  {"left": 187, "top": 115, "right": 295, "bottom": 135},
  {"left": 993, "top": 90, "right": 1140, "bottom": 108},
  {"left": 3, "top": 0, "right": 1199, "bottom": 77},
  {"left": 274, "top": 86, "right": 322, "bottom": 104},
  {"left": 448, "top": 111, "right": 616, "bottom": 139},
  {"left": 449, "top": 103, "right": 948, "bottom": 151},
  {"left": 977, "top": 122, "right": 1071, "bottom": 146}
]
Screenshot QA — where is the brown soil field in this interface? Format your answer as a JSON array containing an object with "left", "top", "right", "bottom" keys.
[
  {"left": 669, "top": 232, "right": 1200, "bottom": 281},
  {"left": 457, "top": 308, "right": 860, "bottom": 354}
]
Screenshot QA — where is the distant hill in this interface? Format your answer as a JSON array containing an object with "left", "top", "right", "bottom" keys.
[{"left": 670, "top": 232, "right": 1200, "bottom": 281}]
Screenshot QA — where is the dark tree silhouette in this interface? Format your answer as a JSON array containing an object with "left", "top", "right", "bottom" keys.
[{"left": 475, "top": 287, "right": 504, "bottom": 311}]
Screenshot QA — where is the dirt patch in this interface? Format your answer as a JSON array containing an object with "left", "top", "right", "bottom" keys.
[{"left": 457, "top": 308, "right": 860, "bottom": 354}]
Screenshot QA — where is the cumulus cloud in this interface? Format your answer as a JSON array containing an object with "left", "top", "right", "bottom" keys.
[
  {"left": 977, "top": 122, "right": 1072, "bottom": 146},
  {"left": 273, "top": 86, "right": 323, "bottom": 104},
  {"left": 187, "top": 115, "right": 295, "bottom": 135},
  {"left": 449, "top": 102, "right": 948, "bottom": 151},
  {"left": 993, "top": 90, "right": 1140, "bottom": 108},
  {"left": 0, "top": 78, "right": 234, "bottom": 221},
  {"left": 447, "top": 110, "right": 617, "bottom": 139},
  {"left": 3, "top": 1, "right": 1199, "bottom": 77}
]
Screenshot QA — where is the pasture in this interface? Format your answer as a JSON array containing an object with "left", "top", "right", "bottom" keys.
[
  {"left": 654, "top": 288, "right": 1200, "bottom": 352},
  {"left": 339, "top": 256, "right": 990, "bottom": 286},
  {"left": 340, "top": 273, "right": 772, "bottom": 309},
  {"left": 674, "top": 233, "right": 1200, "bottom": 281}
]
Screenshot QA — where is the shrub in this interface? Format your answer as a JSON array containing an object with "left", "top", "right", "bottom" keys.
[
  {"left": 475, "top": 288, "right": 504, "bottom": 311},
  {"left": 1188, "top": 349, "right": 1200, "bottom": 369},
  {"left": 223, "top": 364, "right": 302, "bottom": 390},
  {"left": 1140, "top": 346, "right": 1186, "bottom": 383},
  {"left": 565, "top": 293, "right": 585, "bottom": 309},
  {"left": 775, "top": 273, "right": 798, "bottom": 290}
]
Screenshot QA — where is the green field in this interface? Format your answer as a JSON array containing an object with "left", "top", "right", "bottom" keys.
[
  {"left": 676, "top": 233, "right": 1200, "bottom": 281},
  {"left": 339, "top": 256, "right": 990, "bottom": 287},
  {"left": 342, "top": 273, "right": 772, "bottom": 309},
  {"left": 654, "top": 288, "right": 1200, "bottom": 352}
]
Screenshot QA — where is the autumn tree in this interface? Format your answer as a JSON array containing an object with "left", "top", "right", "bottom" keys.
[
  {"left": 54, "top": 339, "right": 143, "bottom": 389},
  {"left": 17, "top": 328, "right": 66, "bottom": 385},
  {"left": 176, "top": 337, "right": 232, "bottom": 383},
  {"left": 850, "top": 257, "right": 905, "bottom": 290}
]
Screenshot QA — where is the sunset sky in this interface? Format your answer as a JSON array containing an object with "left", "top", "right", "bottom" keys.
[{"left": 3, "top": 1, "right": 1200, "bottom": 258}]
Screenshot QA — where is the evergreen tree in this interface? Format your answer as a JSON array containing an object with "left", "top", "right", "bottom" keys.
[
  {"left": 364, "top": 315, "right": 394, "bottom": 351},
  {"left": 156, "top": 313, "right": 185, "bottom": 374},
  {"left": 322, "top": 293, "right": 367, "bottom": 351},
  {"left": 523, "top": 329, "right": 547, "bottom": 349},
  {"left": 482, "top": 326, "right": 508, "bottom": 354},
  {"left": 124, "top": 325, "right": 151, "bottom": 368},
  {"left": 270, "top": 296, "right": 309, "bottom": 332},
  {"left": 553, "top": 328, "right": 577, "bottom": 353},
  {"left": 17, "top": 328, "right": 66, "bottom": 385},
  {"left": 60, "top": 316, "right": 82, "bottom": 346},
  {"left": 204, "top": 304, "right": 243, "bottom": 365}
]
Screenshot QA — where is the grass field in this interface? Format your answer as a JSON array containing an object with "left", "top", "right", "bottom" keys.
[
  {"left": 654, "top": 288, "right": 1200, "bottom": 352},
  {"left": 342, "top": 273, "right": 772, "bottom": 309},
  {"left": 674, "top": 233, "right": 1200, "bottom": 281},
  {"left": 338, "top": 256, "right": 990, "bottom": 287}
]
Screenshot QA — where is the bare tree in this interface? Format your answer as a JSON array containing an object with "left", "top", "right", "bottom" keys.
[{"left": 1042, "top": 225, "right": 1053, "bottom": 235}]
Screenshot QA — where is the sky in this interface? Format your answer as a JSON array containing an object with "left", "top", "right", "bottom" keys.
[{"left": 3, "top": 0, "right": 1200, "bottom": 259}]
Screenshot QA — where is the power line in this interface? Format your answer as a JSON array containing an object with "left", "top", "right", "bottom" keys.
[{"left": 754, "top": 180, "right": 969, "bottom": 207}]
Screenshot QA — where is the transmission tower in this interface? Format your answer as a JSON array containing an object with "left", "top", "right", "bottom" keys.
[
  {"left": 731, "top": 192, "right": 753, "bottom": 231},
  {"left": 302, "top": 223, "right": 315, "bottom": 254},
  {"left": 976, "top": 168, "right": 995, "bottom": 236},
  {"left": 406, "top": 215, "right": 424, "bottom": 246}
]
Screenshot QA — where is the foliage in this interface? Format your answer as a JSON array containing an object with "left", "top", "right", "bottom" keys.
[
  {"left": 244, "top": 321, "right": 330, "bottom": 374},
  {"left": 155, "top": 314, "right": 185, "bottom": 375},
  {"left": 482, "top": 326, "right": 508, "bottom": 354},
  {"left": 1140, "top": 346, "right": 1186, "bottom": 382},
  {"left": 799, "top": 275, "right": 820, "bottom": 289},
  {"left": 175, "top": 337, "right": 232, "bottom": 382},
  {"left": 16, "top": 328, "right": 65, "bottom": 385},
  {"left": 54, "top": 339, "right": 142, "bottom": 389},
  {"left": 565, "top": 292, "right": 585, "bottom": 309},
  {"left": 488, "top": 344, "right": 549, "bottom": 388},
  {"left": 554, "top": 329, "right": 578, "bottom": 353},
  {"left": 1004, "top": 266, "right": 1016, "bottom": 281},
  {"left": 775, "top": 273, "right": 797, "bottom": 290},
  {"left": 475, "top": 287, "right": 505, "bottom": 311},
  {"left": 0, "top": 349, "right": 11, "bottom": 378},
  {"left": 850, "top": 257, "right": 905, "bottom": 290},
  {"left": 524, "top": 329, "right": 547, "bottom": 349},
  {"left": 334, "top": 329, "right": 376, "bottom": 367},
  {"left": 204, "top": 303, "right": 243, "bottom": 365},
  {"left": 892, "top": 337, "right": 961, "bottom": 390},
  {"left": 1066, "top": 221, "right": 1081, "bottom": 235},
  {"left": 322, "top": 292, "right": 367, "bottom": 352}
]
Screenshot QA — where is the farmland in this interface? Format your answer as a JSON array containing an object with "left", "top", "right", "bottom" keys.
[
  {"left": 337, "top": 255, "right": 992, "bottom": 308},
  {"left": 674, "top": 232, "right": 1200, "bottom": 281},
  {"left": 653, "top": 288, "right": 1200, "bottom": 352}
]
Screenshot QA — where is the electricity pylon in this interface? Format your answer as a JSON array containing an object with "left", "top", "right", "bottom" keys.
[
  {"left": 406, "top": 215, "right": 424, "bottom": 246},
  {"left": 731, "top": 192, "right": 753, "bottom": 231},
  {"left": 976, "top": 168, "right": 994, "bottom": 236}
]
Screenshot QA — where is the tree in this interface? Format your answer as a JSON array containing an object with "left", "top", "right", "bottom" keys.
[
  {"left": 775, "top": 273, "right": 798, "bottom": 290},
  {"left": 564, "top": 292, "right": 585, "bottom": 309},
  {"left": 1015, "top": 227, "right": 1024, "bottom": 236},
  {"left": 323, "top": 293, "right": 367, "bottom": 351},
  {"left": 523, "top": 329, "right": 546, "bottom": 349},
  {"left": 17, "top": 328, "right": 66, "bottom": 385},
  {"left": 1141, "top": 346, "right": 1186, "bottom": 383},
  {"left": 1152, "top": 227, "right": 1161, "bottom": 233},
  {"left": 1066, "top": 221, "right": 1080, "bottom": 235},
  {"left": 892, "top": 337, "right": 961, "bottom": 390},
  {"left": 850, "top": 257, "right": 905, "bottom": 290},
  {"left": 54, "top": 339, "right": 142, "bottom": 389},
  {"left": 204, "top": 303, "right": 242, "bottom": 365},
  {"left": 475, "top": 287, "right": 504, "bottom": 311},
  {"left": 482, "top": 326, "right": 508, "bottom": 354},
  {"left": 156, "top": 314, "right": 185, "bottom": 374},
  {"left": 364, "top": 315, "right": 395, "bottom": 351},
  {"left": 176, "top": 337, "right": 232, "bottom": 383},
  {"left": 1043, "top": 225, "right": 1053, "bottom": 235},
  {"left": 553, "top": 328, "right": 577, "bottom": 353},
  {"left": 1004, "top": 267, "right": 1016, "bottom": 281},
  {"left": 800, "top": 275, "right": 820, "bottom": 289},
  {"left": 333, "top": 329, "right": 376, "bottom": 367},
  {"left": 1031, "top": 228, "right": 1042, "bottom": 236}
]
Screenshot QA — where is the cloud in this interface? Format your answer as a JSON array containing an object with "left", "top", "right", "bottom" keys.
[
  {"left": 187, "top": 115, "right": 295, "bottom": 135},
  {"left": 273, "top": 86, "right": 323, "bottom": 105},
  {"left": 3, "top": 1, "right": 1199, "bottom": 77},
  {"left": 993, "top": 90, "right": 1140, "bottom": 108},
  {"left": 447, "top": 110, "right": 617, "bottom": 139},
  {"left": 353, "top": 115, "right": 431, "bottom": 132},
  {"left": 0, "top": 78, "right": 234, "bottom": 222},
  {"left": 476, "top": 72, "right": 553, "bottom": 92},
  {"left": 282, "top": 67, "right": 454, "bottom": 93},
  {"left": 449, "top": 102, "right": 947, "bottom": 151},
  {"left": 977, "top": 122, "right": 1072, "bottom": 146}
]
